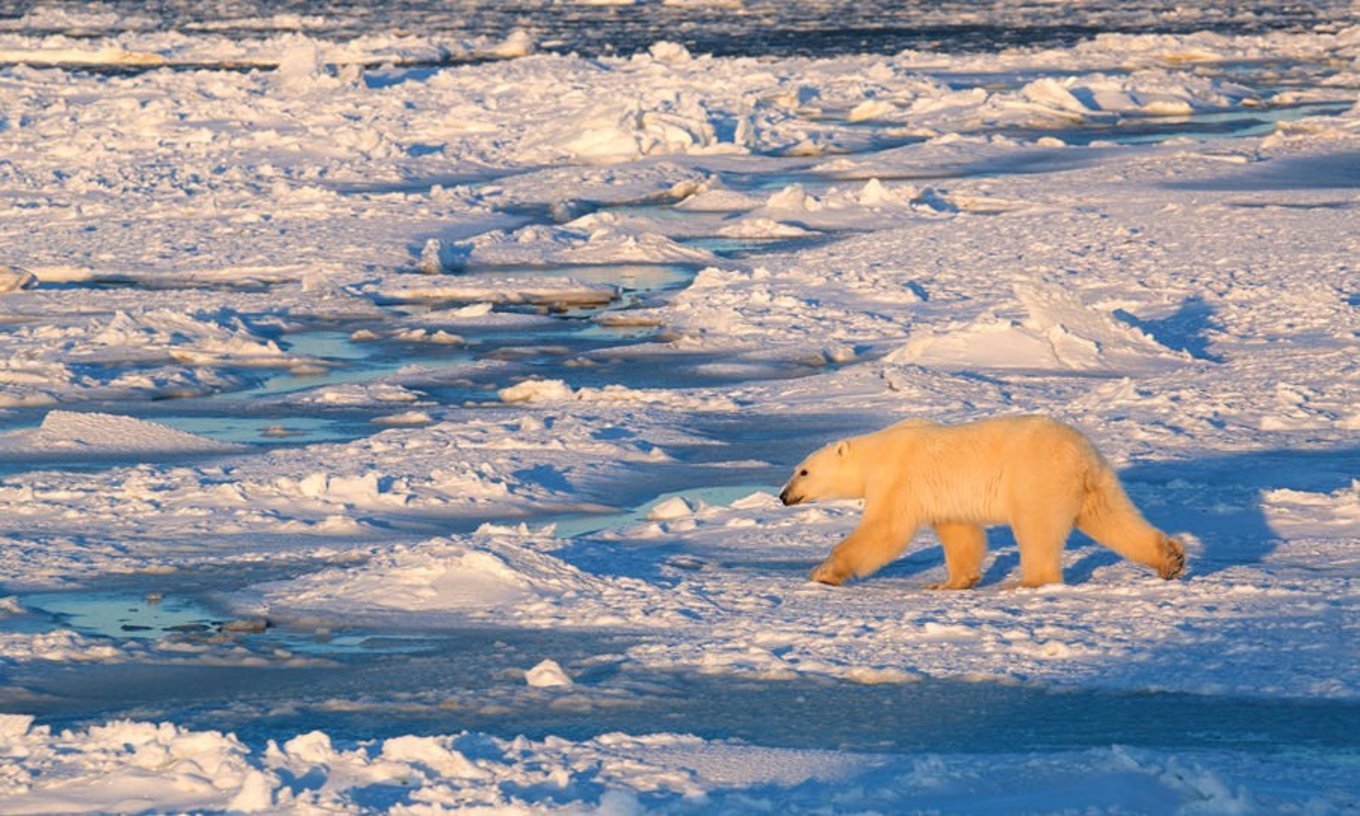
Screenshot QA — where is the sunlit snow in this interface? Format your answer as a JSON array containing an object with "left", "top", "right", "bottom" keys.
[{"left": 0, "top": 1, "right": 1357, "bottom": 813}]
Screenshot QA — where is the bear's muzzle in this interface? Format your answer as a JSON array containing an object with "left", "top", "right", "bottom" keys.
[{"left": 779, "top": 486, "right": 800, "bottom": 506}]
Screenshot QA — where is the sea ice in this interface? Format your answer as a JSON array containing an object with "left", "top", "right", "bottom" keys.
[{"left": 1, "top": 14, "right": 1357, "bottom": 814}]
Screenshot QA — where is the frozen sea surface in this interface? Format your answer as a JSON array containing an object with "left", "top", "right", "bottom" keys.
[{"left": 0, "top": 2, "right": 1358, "bottom": 813}]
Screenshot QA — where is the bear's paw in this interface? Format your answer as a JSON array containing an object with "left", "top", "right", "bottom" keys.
[{"left": 1158, "top": 537, "right": 1186, "bottom": 580}]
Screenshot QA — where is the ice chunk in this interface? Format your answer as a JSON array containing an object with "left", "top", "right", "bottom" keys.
[
  {"left": 499, "top": 379, "right": 577, "bottom": 403},
  {"left": 417, "top": 237, "right": 472, "bottom": 274},
  {"left": 490, "top": 28, "right": 535, "bottom": 58},
  {"left": 716, "top": 218, "right": 815, "bottom": 238},
  {"left": 646, "top": 496, "right": 694, "bottom": 521},
  {"left": 648, "top": 41, "right": 692, "bottom": 63},
  {"left": 675, "top": 188, "right": 763, "bottom": 212},
  {"left": 0, "top": 713, "right": 33, "bottom": 738},
  {"left": 274, "top": 35, "right": 327, "bottom": 94},
  {"left": 848, "top": 99, "right": 899, "bottom": 122},
  {"left": 1021, "top": 77, "right": 1089, "bottom": 115},
  {"left": 372, "top": 410, "right": 433, "bottom": 426},
  {"left": 525, "top": 659, "right": 573, "bottom": 687},
  {"left": 0, "top": 265, "right": 36, "bottom": 292},
  {"left": 381, "top": 735, "right": 489, "bottom": 779}
]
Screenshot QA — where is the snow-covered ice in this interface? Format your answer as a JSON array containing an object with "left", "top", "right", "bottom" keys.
[
  {"left": 9, "top": 712, "right": 1348, "bottom": 815},
  {"left": 1, "top": 3, "right": 1358, "bottom": 813}
]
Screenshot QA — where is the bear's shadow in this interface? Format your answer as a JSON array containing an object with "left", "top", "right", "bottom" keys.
[
  {"left": 842, "top": 444, "right": 1359, "bottom": 586},
  {"left": 1114, "top": 445, "right": 1358, "bottom": 579},
  {"left": 877, "top": 537, "right": 1023, "bottom": 587}
]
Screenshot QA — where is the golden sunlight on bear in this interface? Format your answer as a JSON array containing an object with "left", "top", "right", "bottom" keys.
[{"left": 780, "top": 416, "right": 1186, "bottom": 588}]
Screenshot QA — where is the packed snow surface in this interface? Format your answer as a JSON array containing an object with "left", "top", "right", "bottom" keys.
[{"left": 1, "top": 4, "right": 1358, "bottom": 813}]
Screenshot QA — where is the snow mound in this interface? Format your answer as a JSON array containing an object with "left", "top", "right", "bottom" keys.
[
  {"left": 716, "top": 218, "right": 816, "bottom": 238},
  {"left": 646, "top": 496, "right": 695, "bottom": 521},
  {"left": 1, "top": 309, "right": 294, "bottom": 368},
  {"left": 0, "top": 718, "right": 272, "bottom": 814},
  {"left": 236, "top": 529, "right": 681, "bottom": 628},
  {"left": 457, "top": 221, "right": 716, "bottom": 267},
  {"left": 525, "top": 659, "right": 573, "bottom": 687},
  {"left": 732, "top": 180, "right": 960, "bottom": 230},
  {"left": 0, "top": 411, "right": 242, "bottom": 456},
  {"left": 0, "top": 309, "right": 305, "bottom": 405},
  {"left": 889, "top": 285, "right": 1192, "bottom": 374},
  {"left": 516, "top": 91, "right": 730, "bottom": 163},
  {"left": 675, "top": 188, "right": 763, "bottom": 212},
  {"left": 287, "top": 383, "right": 427, "bottom": 408},
  {"left": 0, "top": 629, "right": 127, "bottom": 663},
  {"left": 1264, "top": 480, "right": 1360, "bottom": 540},
  {"left": 243, "top": 538, "right": 544, "bottom": 618},
  {"left": 372, "top": 410, "right": 434, "bottom": 427},
  {"left": 1019, "top": 72, "right": 1256, "bottom": 118},
  {"left": 484, "top": 161, "right": 709, "bottom": 210}
]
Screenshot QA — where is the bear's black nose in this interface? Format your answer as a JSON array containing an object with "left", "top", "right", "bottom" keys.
[{"left": 779, "top": 487, "right": 792, "bottom": 506}]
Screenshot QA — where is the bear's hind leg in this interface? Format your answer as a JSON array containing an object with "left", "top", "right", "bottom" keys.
[
  {"left": 1077, "top": 464, "right": 1186, "bottom": 580},
  {"left": 1077, "top": 504, "right": 1185, "bottom": 580},
  {"left": 928, "top": 522, "right": 986, "bottom": 590}
]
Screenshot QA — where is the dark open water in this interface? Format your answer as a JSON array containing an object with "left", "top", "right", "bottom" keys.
[{"left": 1, "top": 0, "right": 1356, "bottom": 56}]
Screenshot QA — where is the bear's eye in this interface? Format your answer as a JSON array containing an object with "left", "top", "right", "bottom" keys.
[{"left": 799, "top": 469, "right": 809, "bottom": 477}]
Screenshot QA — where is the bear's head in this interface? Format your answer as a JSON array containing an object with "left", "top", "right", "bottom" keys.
[{"left": 780, "top": 439, "right": 862, "bottom": 506}]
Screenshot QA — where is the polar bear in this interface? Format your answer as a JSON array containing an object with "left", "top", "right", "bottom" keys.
[{"left": 779, "top": 416, "right": 1185, "bottom": 588}]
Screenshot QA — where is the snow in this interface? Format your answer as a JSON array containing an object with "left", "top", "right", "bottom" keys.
[
  {"left": 0, "top": 266, "right": 36, "bottom": 293},
  {"left": 524, "top": 659, "right": 574, "bottom": 687},
  {"left": 645, "top": 495, "right": 694, "bottom": 520},
  {"left": 887, "top": 283, "right": 1194, "bottom": 374},
  {"left": 0, "top": 411, "right": 244, "bottom": 456},
  {"left": 0, "top": 716, "right": 1350, "bottom": 814},
  {"left": 1, "top": 6, "right": 1358, "bottom": 813}
]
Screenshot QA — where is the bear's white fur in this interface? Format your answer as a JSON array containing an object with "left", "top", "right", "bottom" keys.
[{"left": 780, "top": 416, "right": 1185, "bottom": 588}]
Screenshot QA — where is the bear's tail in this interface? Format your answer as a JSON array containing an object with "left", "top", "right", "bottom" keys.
[{"left": 1076, "top": 459, "right": 1185, "bottom": 580}]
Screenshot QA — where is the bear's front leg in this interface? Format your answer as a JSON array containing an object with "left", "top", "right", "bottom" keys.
[
  {"left": 926, "top": 521, "right": 987, "bottom": 590},
  {"left": 810, "top": 507, "right": 916, "bottom": 586},
  {"left": 809, "top": 557, "right": 850, "bottom": 586}
]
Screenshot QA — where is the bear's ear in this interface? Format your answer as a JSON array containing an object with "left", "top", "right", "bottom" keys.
[{"left": 835, "top": 440, "right": 851, "bottom": 458}]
